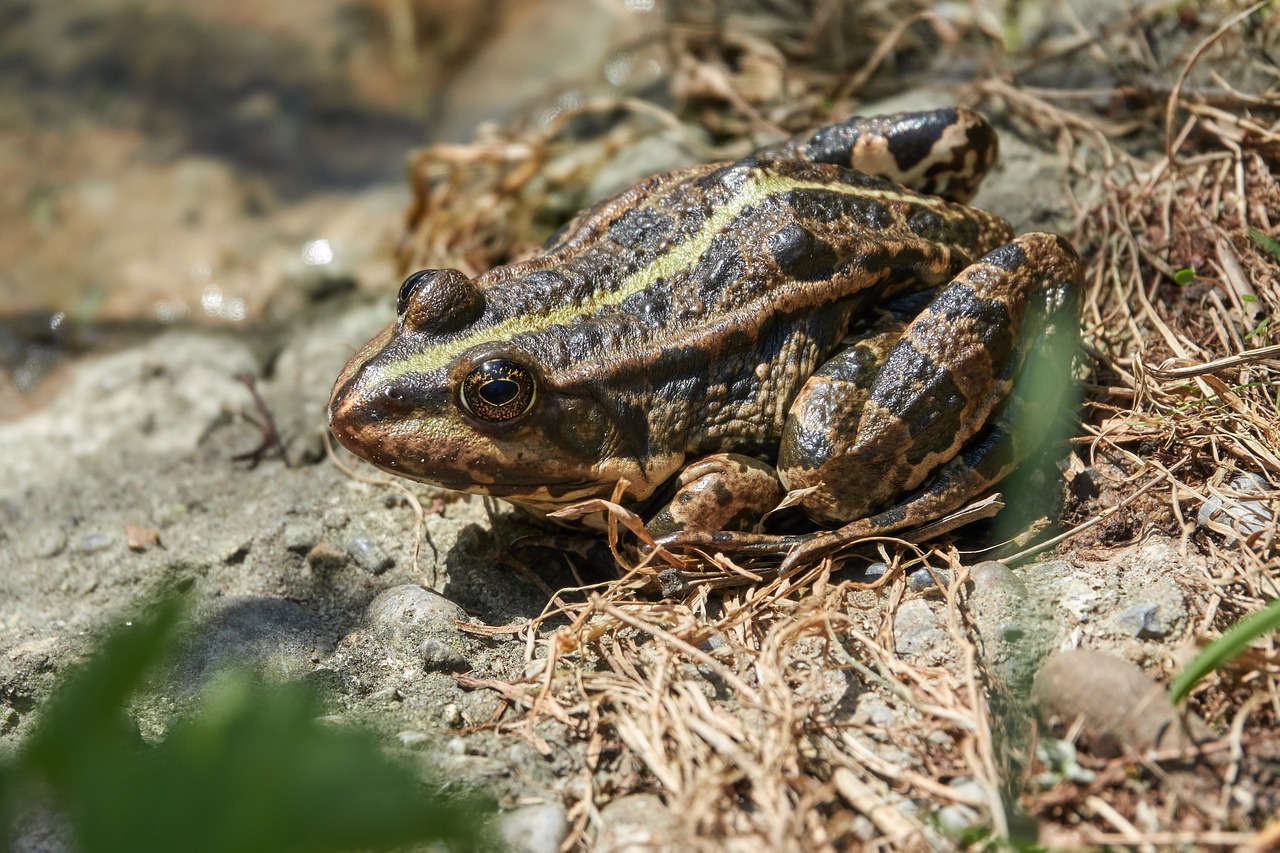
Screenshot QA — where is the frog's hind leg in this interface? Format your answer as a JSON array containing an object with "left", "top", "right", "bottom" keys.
[
  {"left": 778, "top": 232, "right": 1082, "bottom": 569},
  {"left": 659, "top": 233, "right": 1082, "bottom": 569},
  {"left": 752, "top": 107, "right": 998, "bottom": 203}
]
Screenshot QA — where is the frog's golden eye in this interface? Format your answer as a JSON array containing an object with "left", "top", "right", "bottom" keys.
[{"left": 459, "top": 359, "right": 537, "bottom": 423}]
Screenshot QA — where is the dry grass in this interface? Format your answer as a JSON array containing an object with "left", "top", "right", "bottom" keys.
[{"left": 396, "top": 1, "right": 1280, "bottom": 849}]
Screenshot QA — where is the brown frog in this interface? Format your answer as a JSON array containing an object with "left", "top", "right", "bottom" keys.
[{"left": 328, "top": 108, "right": 1081, "bottom": 566}]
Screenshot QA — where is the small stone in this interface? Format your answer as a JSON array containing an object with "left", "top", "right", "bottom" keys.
[
  {"left": 1032, "top": 649, "right": 1209, "bottom": 756},
  {"left": 365, "top": 585, "right": 465, "bottom": 644},
  {"left": 1114, "top": 603, "right": 1164, "bottom": 638},
  {"left": 860, "top": 561, "right": 888, "bottom": 581},
  {"left": 31, "top": 528, "right": 67, "bottom": 558},
  {"left": 948, "top": 776, "right": 988, "bottom": 804},
  {"left": 0, "top": 705, "right": 18, "bottom": 733},
  {"left": 322, "top": 508, "right": 350, "bottom": 529},
  {"left": 1108, "top": 580, "right": 1185, "bottom": 640},
  {"left": 497, "top": 803, "right": 569, "bottom": 853},
  {"left": 420, "top": 638, "right": 470, "bottom": 673},
  {"left": 396, "top": 730, "right": 431, "bottom": 748},
  {"left": 125, "top": 524, "right": 159, "bottom": 551},
  {"left": 968, "top": 561, "right": 1027, "bottom": 598},
  {"left": 595, "top": 793, "right": 676, "bottom": 853},
  {"left": 893, "top": 598, "right": 947, "bottom": 658},
  {"left": 850, "top": 698, "right": 895, "bottom": 729},
  {"left": 76, "top": 532, "right": 112, "bottom": 553},
  {"left": 440, "top": 703, "right": 463, "bottom": 727},
  {"left": 937, "top": 803, "right": 981, "bottom": 835},
  {"left": 347, "top": 537, "right": 393, "bottom": 574},
  {"left": 1197, "top": 472, "right": 1274, "bottom": 542},
  {"left": 907, "top": 566, "right": 951, "bottom": 590}
]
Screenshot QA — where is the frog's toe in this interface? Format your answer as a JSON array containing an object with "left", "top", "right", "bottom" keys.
[{"left": 646, "top": 453, "right": 785, "bottom": 539}]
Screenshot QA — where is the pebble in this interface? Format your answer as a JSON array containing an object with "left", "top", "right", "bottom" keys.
[
  {"left": 346, "top": 537, "right": 393, "bottom": 574},
  {"left": 396, "top": 730, "right": 431, "bottom": 748},
  {"left": 440, "top": 703, "right": 463, "bottom": 727},
  {"left": 907, "top": 566, "right": 952, "bottom": 590},
  {"left": 322, "top": 507, "right": 350, "bottom": 530},
  {"left": 859, "top": 561, "right": 888, "bottom": 582},
  {"left": 496, "top": 803, "right": 569, "bottom": 853},
  {"left": 32, "top": 527, "right": 67, "bottom": 558},
  {"left": 420, "top": 638, "right": 470, "bottom": 673},
  {"left": 937, "top": 803, "right": 980, "bottom": 835},
  {"left": 1196, "top": 472, "right": 1274, "bottom": 543},
  {"left": 595, "top": 793, "right": 676, "bottom": 852},
  {"left": 893, "top": 598, "right": 947, "bottom": 658},
  {"left": 1109, "top": 579, "right": 1184, "bottom": 640},
  {"left": 1031, "top": 649, "right": 1209, "bottom": 756},
  {"left": 76, "top": 532, "right": 113, "bottom": 553},
  {"left": 365, "top": 585, "right": 465, "bottom": 644},
  {"left": 849, "top": 698, "right": 895, "bottom": 729},
  {"left": 965, "top": 560, "right": 1043, "bottom": 690}
]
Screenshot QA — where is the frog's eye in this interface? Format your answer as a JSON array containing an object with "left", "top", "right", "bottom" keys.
[
  {"left": 459, "top": 359, "right": 537, "bottom": 423},
  {"left": 396, "top": 270, "right": 434, "bottom": 316},
  {"left": 397, "top": 269, "right": 484, "bottom": 333}
]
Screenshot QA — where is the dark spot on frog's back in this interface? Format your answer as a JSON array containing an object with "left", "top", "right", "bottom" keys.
[
  {"left": 608, "top": 207, "right": 674, "bottom": 251},
  {"left": 694, "top": 235, "right": 748, "bottom": 304},
  {"left": 785, "top": 189, "right": 891, "bottom": 229},
  {"left": 886, "top": 108, "right": 956, "bottom": 170},
  {"left": 619, "top": 285, "right": 671, "bottom": 327},
  {"left": 768, "top": 223, "right": 839, "bottom": 282},
  {"left": 982, "top": 241, "right": 1028, "bottom": 272}
]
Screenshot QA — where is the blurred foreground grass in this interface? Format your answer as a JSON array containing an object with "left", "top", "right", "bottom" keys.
[{"left": 1, "top": 597, "right": 494, "bottom": 853}]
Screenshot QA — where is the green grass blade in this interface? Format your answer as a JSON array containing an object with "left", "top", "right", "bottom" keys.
[{"left": 1170, "top": 597, "right": 1280, "bottom": 704}]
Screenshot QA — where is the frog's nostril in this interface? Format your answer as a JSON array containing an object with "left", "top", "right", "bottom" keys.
[{"left": 381, "top": 380, "right": 418, "bottom": 415}]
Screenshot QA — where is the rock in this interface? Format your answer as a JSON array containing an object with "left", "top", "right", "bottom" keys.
[
  {"left": 346, "top": 537, "right": 393, "bottom": 574},
  {"left": 1197, "top": 473, "right": 1274, "bottom": 543},
  {"left": 937, "top": 803, "right": 981, "bottom": 835},
  {"left": 365, "top": 585, "right": 465, "bottom": 645},
  {"left": 420, "top": 638, "right": 470, "bottom": 673},
  {"left": 496, "top": 802, "right": 569, "bottom": 853},
  {"left": 966, "top": 560, "right": 1043, "bottom": 690},
  {"left": 595, "top": 793, "right": 677, "bottom": 852},
  {"left": 893, "top": 599, "right": 948, "bottom": 659},
  {"left": 1031, "top": 649, "right": 1210, "bottom": 757},
  {"left": 31, "top": 527, "right": 67, "bottom": 559},
  {"left": 75, "top": 532, "right": 113, "bottom": 553},
  {"left": 907, "top": 566, "right": 952, "bottom": 590}
]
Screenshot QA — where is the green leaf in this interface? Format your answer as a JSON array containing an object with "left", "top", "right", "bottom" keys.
[
  {"left": 1249, "top": 226, "right": 1280, "bottom": 261},
  {"left": 1170, "top": 597, "right": 1280, "bottom": 704},
  {"left": 15, "top": 597, "right": 493, "bottom": 853},
  {"left": 1173, "top": 267, "right": 1195, "bottom": 286}
]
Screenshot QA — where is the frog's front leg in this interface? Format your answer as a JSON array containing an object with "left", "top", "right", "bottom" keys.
[
  {"left": 646, "top": 453, "right": 786, "bottom": 539},
  {"left": 778, "top": 231, "right": 1082, "bottom": 536}
]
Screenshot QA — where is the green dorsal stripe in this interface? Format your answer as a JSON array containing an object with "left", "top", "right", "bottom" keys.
[{"left": 371, "top": 172, "right": 948, "bottom": 385}]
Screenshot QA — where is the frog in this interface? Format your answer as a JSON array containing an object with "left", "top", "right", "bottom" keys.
[{"left": 328, "top": 107, "right": 1082, "bottom": 568}]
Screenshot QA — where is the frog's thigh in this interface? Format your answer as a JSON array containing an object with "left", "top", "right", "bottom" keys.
[
  {"left": 646, "top": 454, "right": 786, "bottom": 538},
  {"left": 780, "top": 232, "right": 1081, "bottom": 526},
  {"left": 777, "top": 317, "right": 910, "bottom": 526}
]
